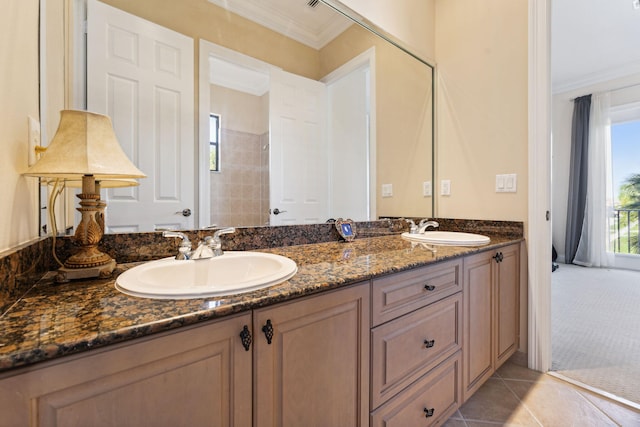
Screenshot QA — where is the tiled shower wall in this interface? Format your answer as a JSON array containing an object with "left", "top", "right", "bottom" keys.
[{"left": 210, "top": 128, "right": 270, "bottom": 227}]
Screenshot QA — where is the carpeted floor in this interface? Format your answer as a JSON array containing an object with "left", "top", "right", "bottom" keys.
[{"left": 551, "top": 263, "right": 640, "bottom": 405}]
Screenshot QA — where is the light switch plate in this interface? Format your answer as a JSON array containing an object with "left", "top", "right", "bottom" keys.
[
  {"left": 422, "top": 181, "right": 432, "bottom": 197},
  {"left": 506, "top": 174, "right": 517, "bottom": 192},
  {"left": 496, "top": 174, "right": 517, "bottom": 193},
  {"left": 440, "top": 180, "right": 451, "bottom": 196},
  {"left": 382, "top": 183, "right": 393, "bottom": 197}
]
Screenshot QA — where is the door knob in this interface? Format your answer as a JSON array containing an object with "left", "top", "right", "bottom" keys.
[
  {"left": 176, "top": 208, "right": 192, "bottom": 217},
  {"left": 272, "top": 208, "right": 287, "bottom": 215}
]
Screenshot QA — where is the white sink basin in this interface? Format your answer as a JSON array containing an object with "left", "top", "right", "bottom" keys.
[
  {"left": 401, "top": 231, "right": 490, "bottom": 247},
  {"left": 116, "top": 251, "right": 297, "bottom": 299}
]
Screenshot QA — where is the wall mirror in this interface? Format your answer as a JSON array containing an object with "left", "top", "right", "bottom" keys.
[{"left": 40, "top": 0, "right": 434, "bottom": 234}]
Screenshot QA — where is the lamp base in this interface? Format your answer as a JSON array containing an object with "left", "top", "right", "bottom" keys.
[{"left": 56, "top": 259, "right": 116, "bottom": 283}]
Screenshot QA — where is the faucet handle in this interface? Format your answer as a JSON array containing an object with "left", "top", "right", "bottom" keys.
[
  {"left": 213, "top": 227, "right": 236, "bottom": 240},
  {"left": 416, "top": 220, "right": 439, "bottom": 234},
  {"left": 209, "top": 227, "right": 236, "bottom": 256},
  {"left": 405, "top": 219, "right": 418, "bottom": 234},
  {"left": 162, "top": 231, "right": 192, "bottom": 260},
  {"left": 162, "top": 230, "right": 190, "bottom": 242}
]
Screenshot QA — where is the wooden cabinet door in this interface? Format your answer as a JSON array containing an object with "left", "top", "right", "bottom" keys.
[
  {"left": 0, "top": 313, "right": 252, "bottom": 427},
  {"left": 494, "top": 244, "right": 520, "bottom": 369},
  {"left": 462, "top": 244, "right": 521, "bottom": 402},
  {"left": 462, "top": 250, "right": 494, "bottom": 401},
  {"left": 253, "top": 282, "right": 370, "bottom": 427}
]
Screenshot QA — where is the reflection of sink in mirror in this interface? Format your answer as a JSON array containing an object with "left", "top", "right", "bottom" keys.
[
  {"left": 116, "top": 252, "right": 297, "bottom": 299},
  {"left": 401, "top": 231, "right": 490, "bottom": 247}
]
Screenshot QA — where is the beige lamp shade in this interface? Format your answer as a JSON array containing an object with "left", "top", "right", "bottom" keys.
[{"left": 24, "top": 110, "right": 146, "bottom": 179}]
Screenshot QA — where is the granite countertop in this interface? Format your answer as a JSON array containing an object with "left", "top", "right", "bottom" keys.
[{"left": 0, "top": 233, "right": 522, "bottom": 373}]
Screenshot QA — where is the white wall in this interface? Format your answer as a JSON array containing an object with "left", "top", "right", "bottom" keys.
[
  {"left": 552, "top": 72, "right": 640, "bottom": 262},
  {"left": 0, "top": 0, "right": 41, "bottom": 252},
  {"left": 434, "top": 0, "right": 528, "bottom": 223}
]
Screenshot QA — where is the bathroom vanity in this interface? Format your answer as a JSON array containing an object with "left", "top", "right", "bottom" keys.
[{"left": 0, "top": 233, "right": 522, "bottom": 426}]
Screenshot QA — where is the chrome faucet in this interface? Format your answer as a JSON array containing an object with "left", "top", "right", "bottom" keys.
[
  {"left": 205, "top": 227, "right": 236, "bottom": 257},
  {"left": 162, "top": 231, "right": 193, "bottom": 260},
  {"left": 405, "top": 219, "right": 418, "bottom": 234},
  {"left": 163, "top": 227, "right": 236, "bottom": 260},
  {"left": 416, "top": 219, "right": 439, "bottom": 234}
]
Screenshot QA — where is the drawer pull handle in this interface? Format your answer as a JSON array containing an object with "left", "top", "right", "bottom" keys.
[
  {"left": 262, "top": 319, "right": 274, "bottom": 345},
  {"left": 240, "top": 325, "right": 252, "bottom": 351},
  {"left": 424, "top": 339, "right": 435, "bottom": 348},
  {"left": 424, "top": 284, "right": 436, "bottom": 291},
  {"left": 424, "top": 407, "right": 435, "bottom": 418}
]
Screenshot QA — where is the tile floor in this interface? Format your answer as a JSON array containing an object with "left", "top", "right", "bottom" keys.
[{"left": 443, "top": 359, "right": 640, "bottom": 426}]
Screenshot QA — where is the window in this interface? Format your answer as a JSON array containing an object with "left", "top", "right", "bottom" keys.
[
  {"left": 209, "top": 114, "right": 220, "bottom": 171},
  {"left": 610, "top": 114, "right": 640, "bottom": 254}
]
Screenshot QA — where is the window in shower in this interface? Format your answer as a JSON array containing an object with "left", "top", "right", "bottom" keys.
[{"left": 210, "top": 114, "right": 220, "bottom": 171}]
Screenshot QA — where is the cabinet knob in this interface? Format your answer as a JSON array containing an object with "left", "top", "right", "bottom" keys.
[
  {"left": 240, "top": 325, "right": 252, "bottom": 351},
  {"left": 493, "top": 252, "right": 504, "bottom": 263},
  {"left": 262, "top": 319, "right": 274, "bottom": 345},
  {"left": 424, "top": 407, "right": 435, "bottom": 418},
  {"left": 424, "top": 284, "right": 436, "bottom": 291},
  {"left": 424, "top": 339, "right": 435, "bottom": 348}
]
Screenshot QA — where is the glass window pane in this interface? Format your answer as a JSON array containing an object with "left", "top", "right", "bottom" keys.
[
  {"left": 210, "top": 145, "right": 217, "bottom": 171},
  {"left": 209, "top": 114, "right": 220, "bottom": 171}
]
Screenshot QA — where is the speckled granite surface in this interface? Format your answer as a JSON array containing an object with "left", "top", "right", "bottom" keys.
[
  {"left": 0, "top": 238, "right": 53, "bottom": 314},
  {"left": 0, "top": 231, "right": 522, "bottom": 374},
  {"left": 0, "top": 220, "right": 405, "bottom": 314}
]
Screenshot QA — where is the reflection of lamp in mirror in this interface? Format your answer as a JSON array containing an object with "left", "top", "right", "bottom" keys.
[{"left": 24, "top": 110, "right": 146, "bottom": 281}]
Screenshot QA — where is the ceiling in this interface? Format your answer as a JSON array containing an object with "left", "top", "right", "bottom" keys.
[
  {"left": 552, "top": 0, "right": 640, "bottom": 93},
  {"left": 207, "top": 0, "right": 352, "bottom": 49},
  {"left": 205, "top": 0, "right": 353, "bottom": 94}
]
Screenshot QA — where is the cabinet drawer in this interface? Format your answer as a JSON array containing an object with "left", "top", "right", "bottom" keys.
[
  {"left": 372, "top": 258, "right": 462, "bottom": 326},
  {"left": 371, "top": 293, "right": 462, "bottom": 409},
  {"left": 371, "top": 351, "right": 462, "bottom": 427}
]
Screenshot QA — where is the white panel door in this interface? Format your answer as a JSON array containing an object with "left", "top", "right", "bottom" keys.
[
  {"left": 87, "top": 0, "right": 194, "bottom": 232},
  {"left": 327, "top": 66, "right": 370, "bottom": 221},
  {"left": 269, "top": 68, "right": 328, "bottom": 225}
]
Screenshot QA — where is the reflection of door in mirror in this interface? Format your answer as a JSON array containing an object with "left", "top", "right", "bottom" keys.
[
  {"left": 269, "top": 68, "right": 329, "bottom": 225},
  {"left": 88, "top": 0, "right": 195, "bottom": 232}
]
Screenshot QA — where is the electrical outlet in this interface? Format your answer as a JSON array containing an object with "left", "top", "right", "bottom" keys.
[
  {"left": 440, "top": 180, "right": 451, "bottom": 196},
  {"left": 382, "top": 183, "right": 393, "bottom": 197},
  {"left": 422, "top": 181, "right": 432, "bottom": 197}
]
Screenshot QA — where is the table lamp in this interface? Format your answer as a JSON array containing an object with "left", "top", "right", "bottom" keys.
[{"left": 24, "top": 110, "right": 146, "bottom": 281}]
